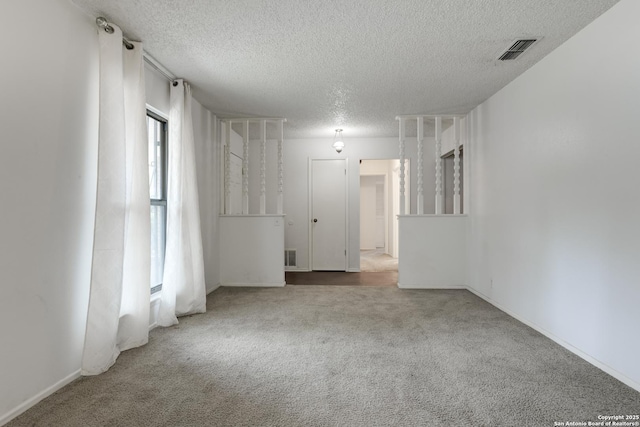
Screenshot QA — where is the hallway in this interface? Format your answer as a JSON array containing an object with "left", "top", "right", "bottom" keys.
[
  {"left": 285, "top": 271, "right": 397, "bottom": 287},
  {"left": 285, "top": 249, "right": 398, "bottom": 286},
  {"left": 360, "top": 248, "right": 398, "bottom": 272}
]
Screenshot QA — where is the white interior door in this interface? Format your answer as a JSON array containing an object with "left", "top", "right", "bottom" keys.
[{"left": 312, "top": 159, "right": 346, "bottom": 271}]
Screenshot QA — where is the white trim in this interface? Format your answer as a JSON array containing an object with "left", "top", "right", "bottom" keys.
[
  {"left": 307, "top": 157, "right": 313, "bottom": 271},
  {"left": 145, "top": 104, "right": 169, "bottom": 121},
  {"left": 466, "top": 286, "right": 640, "bottom": 393},
  {"left": 221, "top": 282, "right": 286, "bottom": 288},
  {"left": 347, "top": 268, "right": 361, "bottom": 273},
  {"left": 223, "top": 117, "right": 286, "bottom": 123},
  {"left": 395, "top": 114, "right": 466, "bottom": 120},
  {"left": 359, "top": 163, "right": 393, "bottom": 259},
  {"left": 143, "top": 53, "right": 176, "bottom": 81},
  {"left": 0, "top": 369, "right": 81, "bottom": 426},
  {"left": 398, "top": 214, "right": 468, "bottom": 218},
  {"left": 345, "top": 158, "right": 350, "bottom": 272},
  {"left": 219, "top": 214, "right": 285, "bottom": 218},
  {"left": 218, "top": 118, "right": 225, "bottom": 215},
  {"left": 398, "top": 284, "right": 466, "bottom": 289},
  {"left": 207, "top": 283, "right": 221, "bottom": 295},
  {"left": 150, "top": 291, "right": 162, "bottom": 304},
  {"left": 148, "top": 292, "right": 162, "bottom": 331}
]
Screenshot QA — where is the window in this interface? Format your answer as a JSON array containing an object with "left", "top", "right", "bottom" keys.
[{"left": 148, "top": 112, "right": 167, "bottom": 294}]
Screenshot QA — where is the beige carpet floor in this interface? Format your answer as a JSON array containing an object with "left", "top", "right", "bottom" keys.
[
  {"left": 360, "top": 248, "right": 398, "bottom": 272},
  {"left": 7, "top": 286, "right": 640, "bottom": 426}
]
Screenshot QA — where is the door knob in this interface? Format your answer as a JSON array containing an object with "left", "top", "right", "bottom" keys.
[{"left": 313, "top": 218, "right": 318, "bottom": 223}]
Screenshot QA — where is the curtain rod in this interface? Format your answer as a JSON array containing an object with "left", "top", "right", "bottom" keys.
[
  {"left": 96, "top": 17, "right": 133, "bottom": 50},
  {"left": 143, "top": 54, "right": 176, "bottom": 82},
  {"left": 95, "top": 17, "right": 176, "bottom": 82}
]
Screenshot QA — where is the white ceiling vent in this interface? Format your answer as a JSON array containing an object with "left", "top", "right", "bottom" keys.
[{"left": 498, "top": 39, "right": 538, "bottom": 61}]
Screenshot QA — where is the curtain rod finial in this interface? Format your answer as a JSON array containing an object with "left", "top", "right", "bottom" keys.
[{"left": 96, "top": 17, "right": 114, "bottom": 34}]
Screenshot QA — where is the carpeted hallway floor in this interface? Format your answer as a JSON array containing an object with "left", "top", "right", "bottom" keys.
[
  {"left": 360, "top": 249, "right": 398, "bottom": 272},
  {"left": 8, "top": 286, "right": 640, "bottom": 426}
]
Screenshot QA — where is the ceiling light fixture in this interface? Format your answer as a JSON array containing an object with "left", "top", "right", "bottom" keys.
[{"left": 332, "top": 129, "right": 345, "bottom": 153}]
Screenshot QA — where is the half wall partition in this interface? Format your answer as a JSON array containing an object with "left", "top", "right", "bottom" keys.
[
  {"left": 396, "top": 115, "right": 468, "bottom": 289},
  {"left": 219, "top": 118, "right": 286, "bottom": 287}
]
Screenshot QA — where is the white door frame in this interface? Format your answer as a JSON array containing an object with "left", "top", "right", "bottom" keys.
[{"left": 308, "top": 158, "right": 349, "bottom": 271}]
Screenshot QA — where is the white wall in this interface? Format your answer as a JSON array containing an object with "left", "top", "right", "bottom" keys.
[
  {"left": 466, "top": 0, "right": 640, "bottom": 390},
  {"left": 284, "top": 137, "right": 434, "bottom": 271},
  {"left": 0, "top": 0, "right": 99, "bottom": 422},
  {"left": 219, "top": 215, "right": 285, "bottom": 287},
  {"left": 145, "top": 64, "right": 170, "bottom": 115},
  {"left": 359, "top": 175, "right": 378, "bottom": 250},
  {"left": 398, "top": 216, "right": 467, "bottom": 289}
]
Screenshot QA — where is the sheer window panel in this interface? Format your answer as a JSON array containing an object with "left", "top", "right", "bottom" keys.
[{"left": 150, "top": 203, "right": 166, "bottom": 292}]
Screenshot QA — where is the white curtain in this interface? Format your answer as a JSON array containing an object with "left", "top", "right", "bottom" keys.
[
  {"left": 157, "top": 80, "right": 207, "bottom": 326},
  {"left": 82, "top": 25, "right": 150, "bottom": 375}
]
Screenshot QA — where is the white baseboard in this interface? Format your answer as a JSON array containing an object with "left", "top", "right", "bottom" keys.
[
  {"left": 347, "top": 268, "right": 361, "bottom": 273},
  {"left": 398, "top": 283, "right": 466, "bottom": 289},
  {"left": 206, "top": 283, "right": 221, "bottom": 294},
  {"left": 221, "top": 281, "right": 286, "bottom": 288},
  {"left": 0, "top": 369, "right": 81, "bottom": 426},
  {"left": 466, "top": 286, "right": 640, "bottom": 393},
  {"left": 148, "top": 295, "right": 162, "bottom": 332}
]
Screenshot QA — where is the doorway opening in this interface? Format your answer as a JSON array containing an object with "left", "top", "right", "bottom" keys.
[{"left": 359, "top": 159, "right": 408, "bottom": 272}]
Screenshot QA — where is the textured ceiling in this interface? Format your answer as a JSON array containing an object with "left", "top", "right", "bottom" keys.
[{"left": 71, "top": 0, "right": 618, "bottom": 138}]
